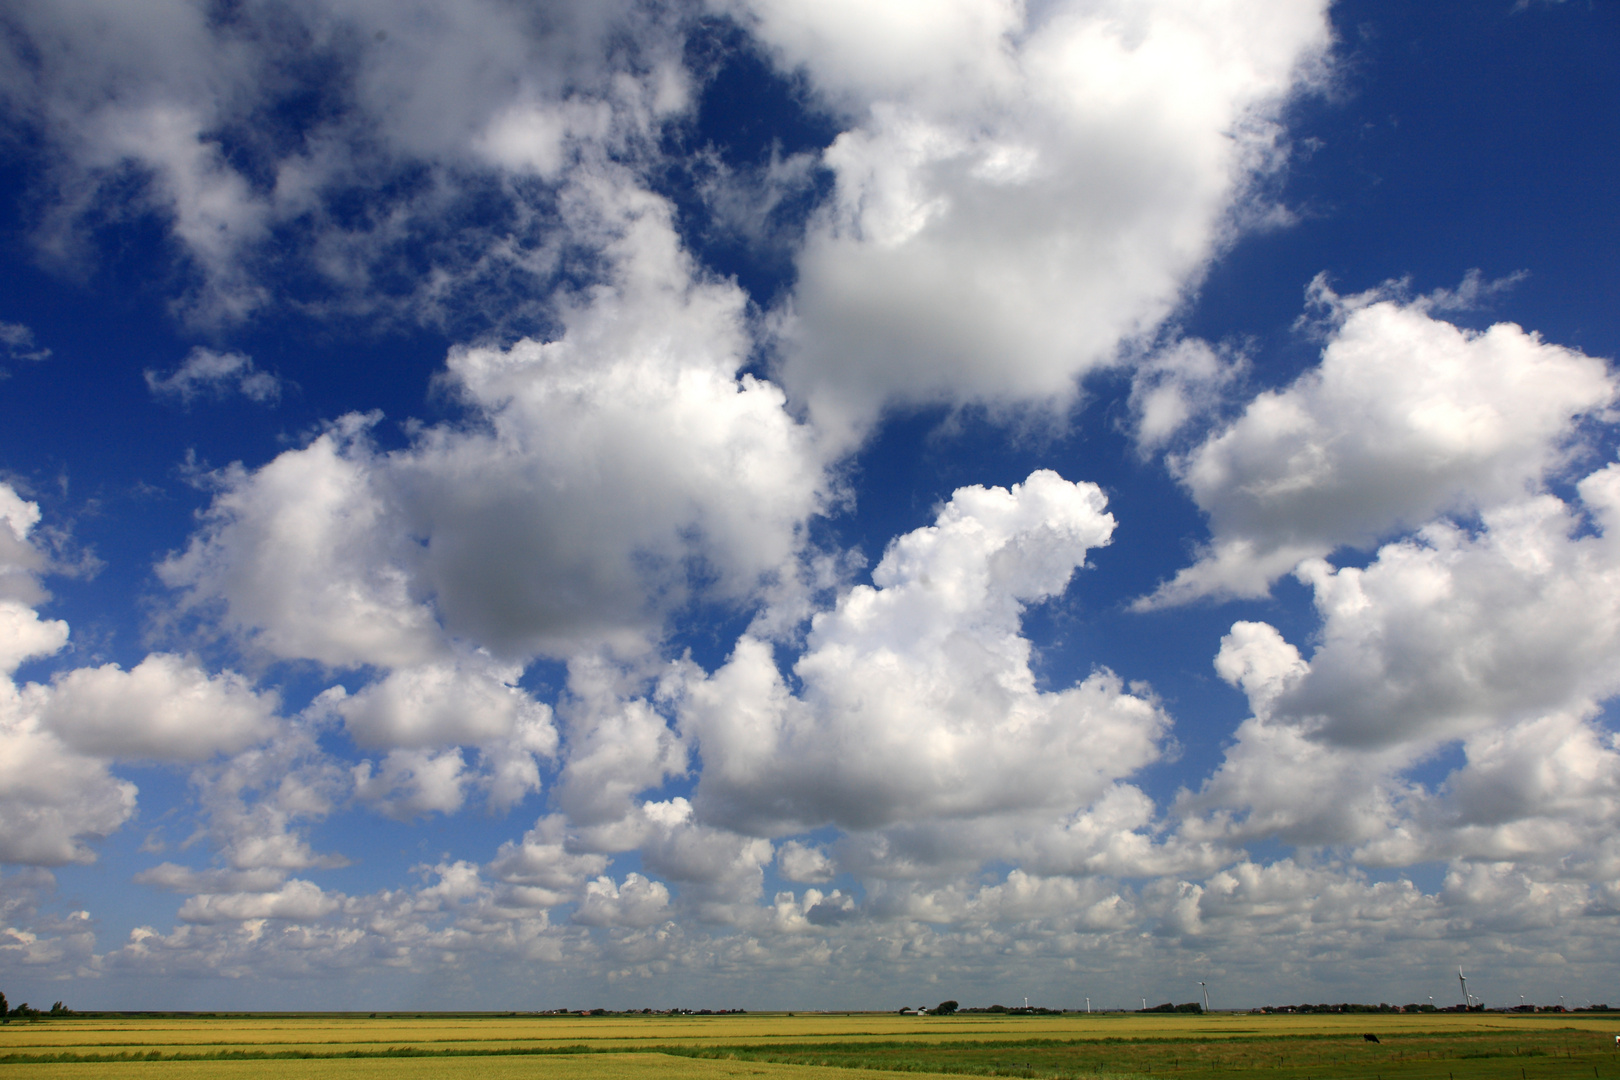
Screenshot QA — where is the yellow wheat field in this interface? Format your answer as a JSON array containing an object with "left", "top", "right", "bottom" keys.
[
  {"left": 2, "top": 1010, "right": 1613, "bottom": 1061},
  {"left": 0, "top": 1050, "right": 971, "bottom": 1080}
]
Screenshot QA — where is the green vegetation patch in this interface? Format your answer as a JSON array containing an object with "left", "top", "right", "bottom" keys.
[{"left": 659, "top": 1028, "right": 1620, "bottom": 1080}]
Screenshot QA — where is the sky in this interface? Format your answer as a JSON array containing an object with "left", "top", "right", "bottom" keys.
[{"left": 0, "top": 0, "right": 1618, "bottom": 1013}]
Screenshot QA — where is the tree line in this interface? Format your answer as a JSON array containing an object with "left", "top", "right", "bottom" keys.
[{"left": 0, "top": 992, "right": 74, "bottom": 1021}]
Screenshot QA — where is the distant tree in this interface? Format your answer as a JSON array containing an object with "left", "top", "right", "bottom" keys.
[
  {"left": 935, "top": 1000, "right": 959, "bottom": 1015},
  {"left": 1, "top": 990, "right": 8, "bottom": 1019}
]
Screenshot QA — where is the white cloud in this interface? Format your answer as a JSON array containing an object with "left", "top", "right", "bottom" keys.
[
  {"left": 1013, "top": 784, "right": 1230, "bottom": 880},
  {"left": 396, "top": 187, "right": 827, "bottom": 658},
  {"left": 0, "top": 0, "right": 686, "bottom": 328},
  {"left": 1129, "top": 337, "right": 1248, "bottom": 454},
  {"left": 1145, "top": 279, "right": 1617, "bottom": 606},
  {"left": 637, "top": 801, "right": 776, "bottom": 911},
  {"left": 145, "top": 347, "right": 282, "bottom": 405},
  {"left": 40, "top": 825, "right": 1620, "bottom": 1006},
  {"left": 813, "top": 782, "right": 1223, "bottom": 889},
  {"left": 352, "top": 748, "right": 470, "bottom": 820},
  {"left": 1175, "top": 706, "right": 1413, "bottom": 850},
  {"left": 1180, "top": 459, "right": 1620, "bottom": 864},
  {"left": 331, "top": 656, "right": 554, "bottom": 751},
  {"left": 83, "top": 105, "right": 273, "bottom": 322},
  {"left": 0, "top": 484, "right": 52, "bottom": 608},
  {"left": 1410, "top": 713, "right": 1620, "bottom": 869},
  {"left": 0, "top": 486, "right": 137, "bottom": 864},
  {"left": 744, "top": 0, "right": 1331, "bottom": 441},
  {"left": 777, "top": 840, "right": 834, "bottom": 883},
  {"left": 680, "top": 470, "right": 1168, "bottom": 835},
  {"left": 0, "top": 321, "right": 51, "bottom": 364},
  {"left": 1160, "top": 859, "right": 1439, "bottom": 955},
  {"left": 0, "top": 679, "right": 138, "bottom": 865},
  {"left": 1212, "top": 620, "right": 1307, "bottom": 716},
  {"left": 478, "top": 708, "right": 564, "bottom": 815},
  {"left": 160, "top": 181, "right": 829, "bottom": 668},
  {"left": 328, "top": 659, "right": 559, "bottom": 816},
  {"left": 573, "top": 872, "right": 672, "bottom": 927},
  {"left": 0, "top": 600, "right": 69, "bottom": 677},
  {"left": 10, "top": 0, "right": 1619, "bottom": 1009},
  {"left": 1285, "top": 464, "right": 1620, "bottom": 751},
  {"left": 185, "top": 714, "right": 350, "bottom": 873},
  {"left": 963, "top": 869, "right": 1135, "bottom": 929},
  {"left": 551, "top": 661, "right": 688, "bottom": 832},
  {"left": 177, "top": 879, "right": 340, "bottom": 924},
  {"left": 1438, "top": 860, "right": 1591, "bottom": 935},
  {"left": 42, "top": 653, "right": 279, "bottom": 761},
  {"left": 133, "top": 863, "right": 290, "bottom": 895},
  {"left": 488, "top": 814, "right": 611, "bottom": 909},
  {"left": 472, "top": 98, "right": 616, "bottom": 179},
  {"left": 157, "top": 414, "right": 445, "bottom": 670},
  {"left": 0, "top": 874, "right": 98, "bottom": 977}
]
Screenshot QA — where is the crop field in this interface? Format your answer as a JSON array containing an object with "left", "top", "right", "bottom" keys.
[{"left": 2, "top": 1011, "right": 1616, "bottom": 1079}]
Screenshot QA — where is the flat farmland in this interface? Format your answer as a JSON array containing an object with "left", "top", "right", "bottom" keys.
[
  {"left": 2, "top": 1012, "right": 1617, "bottom": 1079},
  {"left": 0, "top": 1051, "right": 961, "bottom": 1080}
]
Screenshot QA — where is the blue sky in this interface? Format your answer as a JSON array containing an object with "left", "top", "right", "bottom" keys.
[{"left": 2, "top": 0, "right": 1618, "bottom": 1012}]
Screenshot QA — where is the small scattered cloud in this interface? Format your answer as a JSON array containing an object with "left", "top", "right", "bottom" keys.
[
  {"left": 0, "top": 322, "right": 51, "bottom": 365},
  {"left": 778, "top": 840, "right": 835, "bottom": 883},
  {"left": 0, "top": 322, "right": 51, "bottom": 380},
  {"left": 1422, "top": 268, "right": 1529, "bottom": 312},
  {"left": 1129, "top": 337, "right": 1250, "bottom": 456},
  {"left": 145, "top": 347, "right": 283, "bottom": 406}
]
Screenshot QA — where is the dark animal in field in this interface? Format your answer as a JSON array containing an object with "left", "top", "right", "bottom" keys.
[{"left": 1363, "top": 1034, "right": 1381, "bottom": 1043}]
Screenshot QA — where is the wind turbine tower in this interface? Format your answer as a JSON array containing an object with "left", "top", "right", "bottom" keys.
[
  {"left": 1200, "top": 982, "right": 1210, "bottom": 1012},
  {"left": 1458, "top": 968, "right": 1470, "bottom": 1008}
]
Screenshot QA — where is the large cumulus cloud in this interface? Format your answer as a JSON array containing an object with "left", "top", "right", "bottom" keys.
[
  {"left": 746, "top": 0, "right": 1332, "bottom": 440},
  {"left": 1182, "top": 473, "right": 1620, "bottom": 867},
  {"left": 0, "top": 486, "right": 134, "bottom": 864},
  {"left": 161, "top": 179, "right": 829, "bottom": 671},
  {"left": 1145, "top": 279, "right": 1617, "bottom": 606},
  {"left": 1170, "top": 292, "right": 1620, "bottom": 877},
  {"left": 0, "top": 485, "right": 310, "bottom": 866},
  {"left": 680, "top": 470, "right": 1169, "bottom": 835}
]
